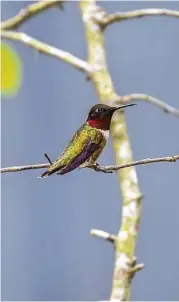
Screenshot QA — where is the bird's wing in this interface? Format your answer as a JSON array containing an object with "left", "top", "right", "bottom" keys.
[
  {"left": 39, "top": 124, "right": 103, "bottom": 178},
  {"left": 58, "top": 136, "right": 102, "bottom": 175}
]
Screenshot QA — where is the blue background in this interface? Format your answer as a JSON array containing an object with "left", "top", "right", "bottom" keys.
[{"left": 2, "top": 1, "right": 179, "bottom": 300}]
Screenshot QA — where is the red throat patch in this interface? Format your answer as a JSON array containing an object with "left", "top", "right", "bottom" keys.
[{"left": 87, "top": 116, "right": 111, "bottom": 130}]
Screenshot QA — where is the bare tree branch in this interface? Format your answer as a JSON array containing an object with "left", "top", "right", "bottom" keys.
[
  {"left": 1, "top": 0, "right": 64, "bottom": 30},
  {"left": 89, "top": 155, "right": 179, "bottom": 173},
  {"left": 1, "top": 155, "right": 178, "bottom": 174},
  {"left": 96, "top": 8, "right": 179, "bottom": 27},
  {"left": 116, "top": 94, "right": 179, "bottom": 117},
  {"left": 1, "top": 30, "right": 92, "bottom": 74},
  {"left": 91, "top": 227, "right": 145, "bottom": 277},
  {"left": 0, "top": 163, "right": 50, "bottom": 173}
]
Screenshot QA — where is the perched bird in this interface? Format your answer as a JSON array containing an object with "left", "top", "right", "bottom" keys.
[{"left": 38, "top": 103, "right": 136, "bottom": 178}]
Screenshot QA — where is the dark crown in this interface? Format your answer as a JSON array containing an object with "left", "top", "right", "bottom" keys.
[
  {"left": 87, "top": 104, "right": 115, "bottom": 120},
  {"left": 87, "top": 103, "right": 137, "bottom": 120}
]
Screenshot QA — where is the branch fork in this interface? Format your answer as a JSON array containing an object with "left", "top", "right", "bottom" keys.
[
  {"left": 95, "top": 8, "right": 179, "bottom": 28},
  {"left": 90, "top": 228, "right": 144, "bottom": 283}
]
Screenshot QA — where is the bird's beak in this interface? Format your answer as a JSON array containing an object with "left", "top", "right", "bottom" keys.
[{"left": 114, "top": 103, "right": 137, "bottom": 111}]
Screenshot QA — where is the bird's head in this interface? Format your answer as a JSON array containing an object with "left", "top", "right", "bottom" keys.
[{"left": 87, "top": 103, "right": 136, "bottom": 130}]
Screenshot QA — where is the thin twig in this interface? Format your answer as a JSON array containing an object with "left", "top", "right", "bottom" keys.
[
  {"left": 1, "top": 30, "right": 91, "bottom": 74},
  {"left": 0, "top": 163, "right": 50, "bottom": 173},
  {"left": 90, "top": 229, "right": 117, "bottom": 243},
  {"left": 1, "top": 155, "right": 179, "bottom": 174},
  {"left": 90, "top": 155, "right": 179, "bottom": 173},
  {"left": 129, "top": 263, "right": 145, "bottom": 275},
  {"left": 1, "top": 0, "right": 64, "bottom": 30},
  {"left": 115, "top": 94, "right": 179, "bottom": 118},
  {"left": 96, "top": 8, "right": 179, "bottom": 27}
]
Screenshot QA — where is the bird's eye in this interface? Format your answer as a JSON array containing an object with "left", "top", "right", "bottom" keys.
[{"left": 96, "top": 108, "right": 101, "bottom": 113}]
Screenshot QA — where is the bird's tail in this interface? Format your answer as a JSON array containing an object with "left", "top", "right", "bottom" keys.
[
  {"left": 38, "top": 152, "right": 66, "bottom": 178},
  {"left": 38, "top": 164, "right": 64, "bottom": 179},
  {"left": 38, "top": 169, "right": 53, "bottom": 179},
  {"left": 38, "top": 153, "right": 56, "bottom": 178}
]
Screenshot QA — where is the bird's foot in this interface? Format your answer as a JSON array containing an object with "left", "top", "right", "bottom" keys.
[
  {"left": 79, "top": 162, "right": 113, "bottom": 174},
  {"left": 93, "top": 163, "right": 113, "bottom": 173},
  {"left": 79, "top": 162, "right": 99, "bottom": 170}
]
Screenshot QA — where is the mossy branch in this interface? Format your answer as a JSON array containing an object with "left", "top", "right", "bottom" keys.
[{"left": 79, "top": 1, "right": 143, "bottom": 300}]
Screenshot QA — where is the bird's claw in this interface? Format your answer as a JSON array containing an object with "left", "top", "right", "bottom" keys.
[{"left": 93, "top": 163, "right": 113, "bottom": 173}]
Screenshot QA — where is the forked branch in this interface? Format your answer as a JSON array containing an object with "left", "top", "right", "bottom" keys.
[{"left": 96, "top": 8, "right": 179, "bottom": 28}]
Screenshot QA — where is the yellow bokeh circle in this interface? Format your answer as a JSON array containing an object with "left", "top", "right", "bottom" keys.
[{"left": 1, "top": 42, "right": 22, "bottom": 97}]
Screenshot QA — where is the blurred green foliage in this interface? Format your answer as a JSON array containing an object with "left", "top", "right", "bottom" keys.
[{"left": 1, "top": 42, "right": 22, "bottom": 97}]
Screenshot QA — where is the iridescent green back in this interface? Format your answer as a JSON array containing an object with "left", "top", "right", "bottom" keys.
[{"left": 48, "top": 123, "right": 106, "bottom": 172}]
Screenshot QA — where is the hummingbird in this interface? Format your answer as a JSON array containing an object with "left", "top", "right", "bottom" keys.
[{"left": 38, "top": 103, "right": 136, "bottom": 178}]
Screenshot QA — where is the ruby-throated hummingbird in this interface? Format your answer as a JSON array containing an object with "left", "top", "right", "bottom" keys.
[{"left": 38, "top": 103, "right": 136, "bottom": 178}]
